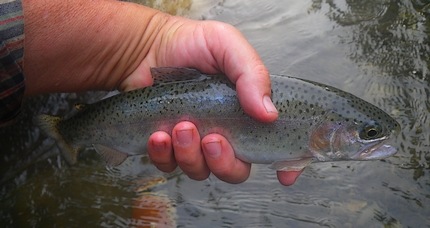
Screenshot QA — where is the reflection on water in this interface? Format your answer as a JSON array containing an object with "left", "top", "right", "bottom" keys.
[
  {"left": 313, "top": 0, "right": 430, "bottom": 80},
  {"left": 1, "top": 0, "right": 429, "bottom": 227},
  {"left": 123, "top": 0, "right": 193, "bottom": 16}
]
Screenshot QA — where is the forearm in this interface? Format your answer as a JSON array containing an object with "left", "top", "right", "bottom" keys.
[{"left": 23, "top": 0, "right": 170, "bottom": 95}]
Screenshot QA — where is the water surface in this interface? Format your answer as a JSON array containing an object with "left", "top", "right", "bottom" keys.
[{"left": 1, "top": 0, "right": 429, "bottom": 227}]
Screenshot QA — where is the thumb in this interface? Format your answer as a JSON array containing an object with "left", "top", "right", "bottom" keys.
[
  {"left": 199, "top": 22, "right": 279, "bottom": 122},
  {"left": 235, "top": 65, "right": 279, "bottom": 123}
]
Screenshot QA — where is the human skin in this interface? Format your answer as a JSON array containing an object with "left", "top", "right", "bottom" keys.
[{"left": 22, "top": 0, "right": 301, "bottom": 186}]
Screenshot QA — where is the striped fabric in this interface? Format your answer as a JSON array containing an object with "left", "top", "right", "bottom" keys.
[{"left": 0, "top": 0, "right": 24, "bottom": 126}]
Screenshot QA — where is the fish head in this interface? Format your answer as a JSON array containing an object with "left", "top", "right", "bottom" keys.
[
  {"left": 309, "top": 111, "right": 401, "bottom": 162},
  {"left": 349, "top": 117, "right": 400, "bottom": 161}
]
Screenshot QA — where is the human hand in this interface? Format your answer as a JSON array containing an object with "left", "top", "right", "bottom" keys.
[{"left": 138, "top": 18, "right": 302, "bottom": 185}]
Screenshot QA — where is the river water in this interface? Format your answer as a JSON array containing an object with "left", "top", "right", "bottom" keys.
[{"left": 1, "top": 0, "right": 429, "bottom": 227}]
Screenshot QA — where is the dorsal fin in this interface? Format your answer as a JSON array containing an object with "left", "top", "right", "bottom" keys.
[{"left": 150, "top": 67, "right": 210, "bottom": 85}]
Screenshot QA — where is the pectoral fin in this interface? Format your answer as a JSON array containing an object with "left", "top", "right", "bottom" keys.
[
  {"left": 269, "top": 158, "right": 313, "bottom": 171},
  {"left": 93, "top": 144, "right": 129, "bottom": 166}
]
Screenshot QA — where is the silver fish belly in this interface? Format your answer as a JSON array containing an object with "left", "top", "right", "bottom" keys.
[{"left": 38, "top": 67, "right": 400, "bottom": 171}]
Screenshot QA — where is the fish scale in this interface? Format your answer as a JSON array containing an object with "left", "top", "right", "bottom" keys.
[{"left": 37, "top": 67, "right": 400, "bottom": 171}]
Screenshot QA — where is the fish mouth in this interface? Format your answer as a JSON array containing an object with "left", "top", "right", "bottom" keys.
[{"left": 352, "top": 137, "right": 397, "bottom": 160}]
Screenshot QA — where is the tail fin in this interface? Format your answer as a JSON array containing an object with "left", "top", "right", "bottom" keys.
[{"left": 36, "top": 115, "right": 79, "bottom": 165}]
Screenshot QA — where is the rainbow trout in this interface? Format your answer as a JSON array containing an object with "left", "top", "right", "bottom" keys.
[{"left": 38, "top": 67, "right": 400, "bottom": 171}]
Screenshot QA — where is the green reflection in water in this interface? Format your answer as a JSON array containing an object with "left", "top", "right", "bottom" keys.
[{"left": 311, "top": 0, "right": 430, "bottom": 80}]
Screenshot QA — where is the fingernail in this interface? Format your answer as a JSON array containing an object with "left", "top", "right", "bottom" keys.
[
  {"left": 203, "top": 141, "right": 221, "bottom": 158},
  {"left": 263, "top": 95, "right": 278, "bottom": 113},
  {"left": 152, "top": 140, "right": 166, "bottom": 152},
  {"left": 176, "top": 129, "right": 193, "bottom": 146}
]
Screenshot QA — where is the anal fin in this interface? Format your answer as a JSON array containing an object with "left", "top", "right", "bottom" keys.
[
  {"left": 93, "top": 144, "right": 129, "bottom": 166},
  {"left": 269, "top": 158, "right": 313, "bottom": 171}
]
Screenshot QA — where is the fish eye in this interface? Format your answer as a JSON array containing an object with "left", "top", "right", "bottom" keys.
[{"left": 359, "top": 123, "right": 383, "bottom": 140}]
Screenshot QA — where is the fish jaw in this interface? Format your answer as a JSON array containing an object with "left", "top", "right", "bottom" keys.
[{"left": 350, "top": 138, "right": 397, "bottom": 160}]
